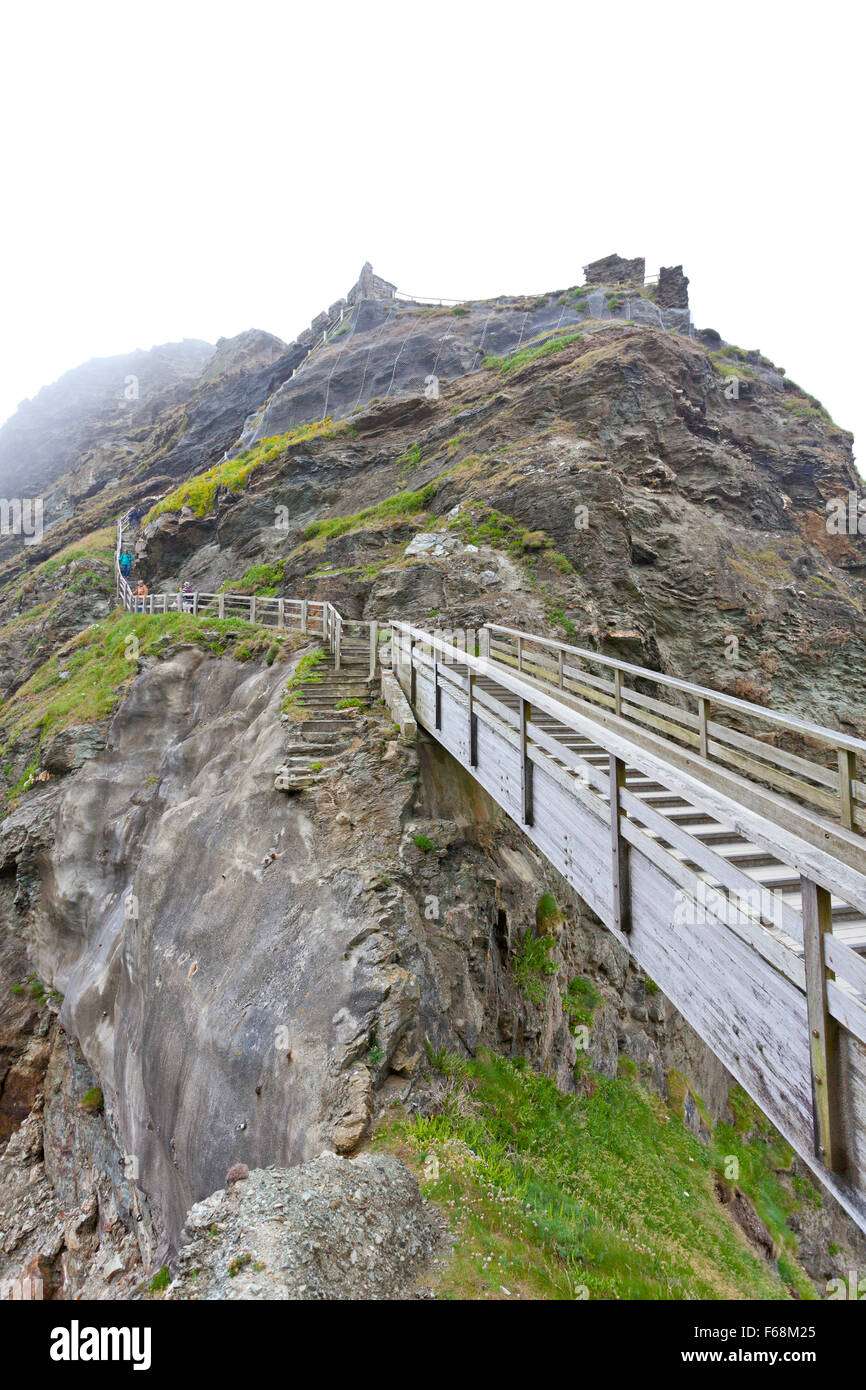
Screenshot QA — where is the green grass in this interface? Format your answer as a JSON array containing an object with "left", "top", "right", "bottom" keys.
[
  {"left": 448, "top": 502, "right": 572, "bottom": 574},
  {"left": 561, "top": 975, "right": 601, "bottom": 1029},
  {"left": 535, "top": 892, "right": 560, "bottom": 933},
  {"left": 484, "top": 331, "right": 583, "bottom": 376},
  {"left": 304, "top": 479, "right": 442, "bottom": 542},
  {"left": 514, "top": 931, "right": 558, "bottom": 1005},
  {"left": 226, "top": 559, "right": 286, "bottom": 596},
  {"left": 281, "top": 647, "right": 327, "bottom": 714},
  {"left": 0, "top": 610, "right": 273, "bottom": 791},
  {"left": 79, "top": 1086, "right": 104, "bottom": 1113},
  {"left": 377, "top": 1050, "right": 814, "bottom": 1300},
  {"left": 34, "top": 526, "right": 116, "bottom": 579},
  {"left": 397, "top": 441, "right": 422, "bottom": 471},
  {"left": 149, "top": 1266, "right": 170, "bottom": 1293},
  {"left": 143, "top": 419, "right": 350, "bottom": 524},
  {"left": 331, "top": 310, "right": 355, "bottom": 338},
  {"left": 412, "top": 832, "right": 436, "bottom": 852},
  {"left": 335, "top": 697, "right": 365, "bottom": 709}
]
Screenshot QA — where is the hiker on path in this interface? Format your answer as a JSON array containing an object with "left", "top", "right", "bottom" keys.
[
  {"left": 119, "top": 551, "right": 133, "bottom": 578},
  {"left": 134, "top": 580, "right": 148, "bottom": 612},
  {"left": 181, "top": 581, "right": 194, "bottom": 613}
]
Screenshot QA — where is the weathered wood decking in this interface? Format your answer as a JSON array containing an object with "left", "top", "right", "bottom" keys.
[
  {"left": 390, "top": 622, "right": 866, "bottom": 1233},
  {"left": 115, "top": 520, "right": 866, "bottom": 1230}
]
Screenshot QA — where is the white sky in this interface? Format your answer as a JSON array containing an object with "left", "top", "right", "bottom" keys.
[{"left": 1, "top": 1, "right": 862, "bottom": 465}]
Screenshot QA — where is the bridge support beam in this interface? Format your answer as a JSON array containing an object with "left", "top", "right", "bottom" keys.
[
  {"left": 609, "top": 755, "right": 632, "bottom": 934},
  {"left": 468, "top": 670, "right": 477, "bottom": 767},
  {"left": 801, "top": 876, "right": 846, "bottom": 1172},
  {"left": 409, "top": 635, "right": 416, "bottom": 708},
  {"left": 520, "top": 698, "right": 534, "bottom": 825}
]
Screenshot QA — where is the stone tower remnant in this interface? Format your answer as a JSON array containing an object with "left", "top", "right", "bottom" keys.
[{"left": 656, "top": 264, "right": 690, "bottom": 309}]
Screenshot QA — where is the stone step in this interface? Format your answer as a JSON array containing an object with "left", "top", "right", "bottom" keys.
[
  {"left": 284, "top": 743, "right": 342, "bottom": 755},
  {"left": 297, "top": 719, "right": 361, "bottom": 733}
]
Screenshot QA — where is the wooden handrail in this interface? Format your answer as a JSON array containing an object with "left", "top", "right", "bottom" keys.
[
  {"left": 485, "top": 622, "right": 866, "bottom": 758},
  {"left": 391, "top": 621, "right": 866, "bottom": 913}
]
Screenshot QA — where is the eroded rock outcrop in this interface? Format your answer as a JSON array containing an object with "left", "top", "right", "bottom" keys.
[{"left": 165, "top": 1151, "right": 447, "bottom": 1300}]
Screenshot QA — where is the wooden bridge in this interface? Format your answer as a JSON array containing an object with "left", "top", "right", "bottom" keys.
[{"left": 115, "top": 522, "right": 866, "bottom": 1231}]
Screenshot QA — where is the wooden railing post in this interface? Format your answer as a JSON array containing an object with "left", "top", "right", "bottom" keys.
[
  {"left": 517, "top": 635, "right": 524, "bottom": 673},
  {"left": 614, "top": 668, "right": 623, "bottom": 718},
  {"left": 278, "top": 597, "right": 285, "bottom": 628},
  {"left": 698, "top": 697, "right": 709, "bottom": 760},
  {"left": 519, "top": 697, "right": 533, "bottom": 825},
  {"left": 369, "top": 622, "right": 377, "bottom": 680},
  {"left": 301, "top": 600, "right": 308, "bottom": 635},
  {"left": 800, "top": 876, "right": 845, "bottom": 1170},
  {"left": 192, "top": 591, "right": 198, "bottom": 617},
  {"left": 609, "top": 755, "right": 631, "bottom": 933},
  {"left": 409, "top": 634, "right": 416, "bottom": 707},
  {"left": 218, "top": 594, "right": 225, "bottom": 619},
  {"left": 250, "top": 596, "right": 257, "bottom": 624},
  {"left": 838, "top": 748, "right": 856, "bottom": 831},
  {"left": 433, "top": 645, "right": 441, "bottom": 729},
  {"left": 334, "top": 616, "right": 341, "bottom": 671},
  {"left": 557, "top": 647, "right": 564, "bottom": 688}
]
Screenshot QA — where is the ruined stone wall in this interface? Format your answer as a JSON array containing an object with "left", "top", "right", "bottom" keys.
[
  {"left": 346, "top": 261, "right": 397, "bottom": 305},
  {"left": 286, "top": 263, "right": 396, "bottom": 356},
  {"left": 584, "top": 253, "right": 646, "bottom": 285}
]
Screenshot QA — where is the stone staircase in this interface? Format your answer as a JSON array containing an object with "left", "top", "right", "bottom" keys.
[{"left": 275, "top": 654, "right": 374, "bottom": 793}]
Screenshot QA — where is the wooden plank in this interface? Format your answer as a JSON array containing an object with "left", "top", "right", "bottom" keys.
[
  {"left": 620, "top": 815, "right": 806, "bottom": 990},
  {"left": 825, "top": 934, "right": 866, "bottom": 999},
  {"left": 609, "top": 755, "right": 631, "bottom": 933},
  {"left": 619, "top": 784, "right": 803, "bottom": 945},
  {"left": 828, "top": 983, "right": 866, "bottom": 1053},
  {"left": 801, "top": 877, "right": 845, "bottom": 1170},
  {"left": 526, "top": 718, "right": 609, "bottom": 795}
]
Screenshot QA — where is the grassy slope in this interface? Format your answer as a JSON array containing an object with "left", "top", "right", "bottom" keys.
[
  {"left": 0, "top": 609, "right": 300, "bottom": 801},
  {"left": 375, "top": 1050, "right": 819, "bottom": 1301}
]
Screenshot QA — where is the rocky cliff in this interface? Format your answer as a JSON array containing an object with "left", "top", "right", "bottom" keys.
[{"left": 1, "top": 260, "right": 865, "bottom": 1300}]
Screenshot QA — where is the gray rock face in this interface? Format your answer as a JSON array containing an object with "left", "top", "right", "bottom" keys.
[
  {"left": 166, "top": 1152, "right": 447, "bottom": 1299},
  {"left": 0, "top": 329, "right": 303, "bottom": 570},
  {"left": 0, "top": 1024, "right": 148, "bottom": 1300},
  {"left": 245, "top": 291, "right": 691, "bottom": 445},
  {"left": 41, "top": 724, "right": 107, "bottom": 775},
  {"left": 0, "top": 339, "right": 214, "bottom": 502}
]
